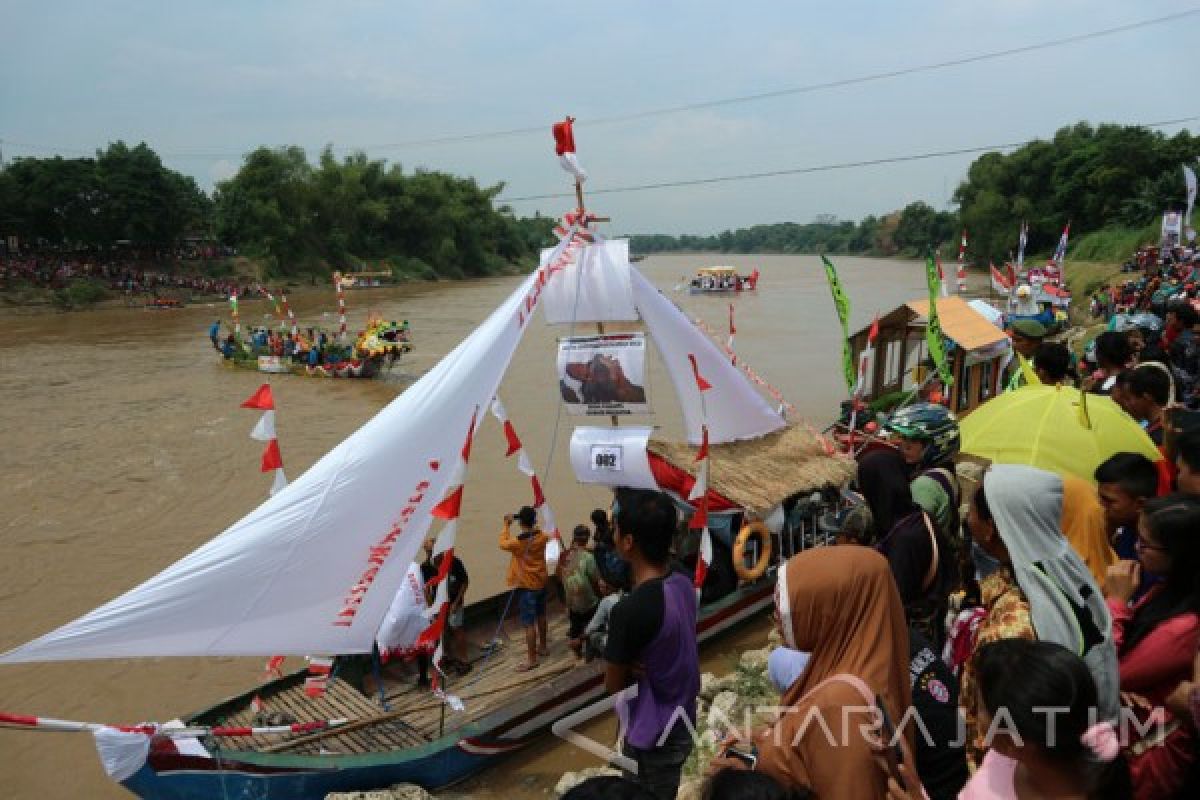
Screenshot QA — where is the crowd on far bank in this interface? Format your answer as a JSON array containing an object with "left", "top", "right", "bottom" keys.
[{"left": 1, "top": 252, "right": 255, "bottom": 298}]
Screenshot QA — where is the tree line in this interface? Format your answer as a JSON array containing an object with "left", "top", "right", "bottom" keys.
[
  {"left": 0, "top": 142, "right": 556, "bottom": 281},
  {"left": 631, "top": 122, "right": 1200, "bottom": 265}
]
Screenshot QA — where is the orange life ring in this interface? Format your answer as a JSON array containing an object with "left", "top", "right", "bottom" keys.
[{"left": 733, "top": 520, "right": 772, "bottom": 582}]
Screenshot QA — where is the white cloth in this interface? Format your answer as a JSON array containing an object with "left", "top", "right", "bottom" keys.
[
  {"left": 375, "top": 563, "right": 429, "bottom": 655},
  {"left": 983, "top": 465, "right": 1120, "bottom": 721},
  {"left": 768, "top": 647, "right": 811, "bottom": 693},
  {"left": 92, "top": 728, "right": 151, "bottom": 782},
  {"left": 541, "top": 239, "right": 637, "bottom": 324}
]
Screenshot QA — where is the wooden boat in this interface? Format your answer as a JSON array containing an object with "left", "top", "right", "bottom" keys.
[
  {"left": 1, "top": 161, "right": 846, "bottom": 799},
  {"left": 687, "top": 266, "right": 759, "bottom": 294}
]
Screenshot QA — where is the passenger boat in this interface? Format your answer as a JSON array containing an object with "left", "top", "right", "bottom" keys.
[
  {"left": 687, "top": 266, "right": 759, "bottom": 294},
  {"left": 221, "top": 320, "right": 413, "bottom": 379},
  {"left": 1, "top": 147, "right": 849, "bottom": 799}
]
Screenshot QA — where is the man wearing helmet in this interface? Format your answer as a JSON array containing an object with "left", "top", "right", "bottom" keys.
[{"left": 884, "top": 402, "right": 963, "bottom": 553}]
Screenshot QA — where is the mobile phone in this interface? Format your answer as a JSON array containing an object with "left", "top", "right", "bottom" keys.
[
  {"left": 876, "top": 693, "right": 904, "bottom": 773},
  {"left": 724, "top": 746, "right": 757, "bottom": 769}
]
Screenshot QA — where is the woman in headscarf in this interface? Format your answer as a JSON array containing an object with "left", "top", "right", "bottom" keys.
[
  {"left": 742, "top": 547, "right": 915, "bottom": 799},
  {"left": 857, "top": 449, "right": 954, "bottom": 647},
  {"left": 962, "top": 464, "right": 1120, "bottom": 765}
]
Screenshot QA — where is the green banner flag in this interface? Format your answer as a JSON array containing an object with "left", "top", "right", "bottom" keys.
[
  {"left": 924, "top": 255, "right": 953, "bottom": 388},
  {"left": 821, "top": 255, "right": 856, "bottom": 394}
]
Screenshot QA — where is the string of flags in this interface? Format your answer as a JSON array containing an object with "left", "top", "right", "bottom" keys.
[
  {"left": 490, "top": 397, "right": 563, "bottom": 572},
  {"left": 416, "top": 409, "right": 480, "bottom": 692},
  {"left": 727, "top": 304, "right": 737, "bottom": 365},
  {"left": 240, "top": 384, "right": 288, "bottom": 496},
  {"left": 690, "top": 316, "right": 794, "bottom": 414},
  {"left": 686, "top": 355, "right": 714, "bottom": 597},
  {"left": 956, "top": 230, "right": 968, "bottom": 294},
  {"left": 280, "top": 289, "right": 298, "bottom": 336},
  {"left": 333, "top": 271, "right": 348, "bottom": 342}
]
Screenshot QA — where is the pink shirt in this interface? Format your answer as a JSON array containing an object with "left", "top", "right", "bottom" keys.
[{"left": 959, "top": 750, "right": 1017, "bottom": 799}]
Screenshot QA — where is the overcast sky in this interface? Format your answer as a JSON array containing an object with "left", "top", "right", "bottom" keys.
[{"left": 2, "top": 0, "right": 1197, "bottom": 233}]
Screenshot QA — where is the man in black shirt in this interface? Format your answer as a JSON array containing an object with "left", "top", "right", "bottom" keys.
[{"left": 604, "top": 489, "right": 699, "bottom": 800}]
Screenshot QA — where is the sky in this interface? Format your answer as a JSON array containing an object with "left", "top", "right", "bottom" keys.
[{"left": 2, "top": 0, "right": 1197, "bottom": 234}]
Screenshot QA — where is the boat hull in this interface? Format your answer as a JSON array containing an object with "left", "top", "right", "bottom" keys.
[{"left": 120, "top": 579, "right": 774, "bottom": 799}]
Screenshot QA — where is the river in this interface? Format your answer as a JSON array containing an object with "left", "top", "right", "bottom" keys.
[{"left": 0, "top": 252, "right": 928, "bottom": 798}]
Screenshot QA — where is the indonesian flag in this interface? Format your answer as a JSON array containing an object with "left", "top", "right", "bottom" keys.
[
  {"left": 552, "top": 116, "right": 587, "bottom": 182},
  {"left": 687, "top": 355, "right": 713, "bottom": 597},
  {"left": 855, "top": 314, "right": 879, "bottom": 397},
  {"left": 304, "top": 656, "right": 334, "bottom": 698}
]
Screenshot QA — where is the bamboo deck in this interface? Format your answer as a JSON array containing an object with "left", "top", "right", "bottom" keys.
[{"left": 214, "top": 608, "right": 583, "bottom": 756}]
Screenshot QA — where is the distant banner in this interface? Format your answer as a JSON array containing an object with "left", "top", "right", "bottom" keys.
[{"left": 557, "top": 333, "right": 649, "bottom": 416}]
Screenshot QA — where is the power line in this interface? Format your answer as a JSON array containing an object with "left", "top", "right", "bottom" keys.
[
  {"left": 4, "top": 8, "right": 1197, "bottom": 160},
  {"left": 497, "top": 116, "right": 1200, "bottom": 202}
]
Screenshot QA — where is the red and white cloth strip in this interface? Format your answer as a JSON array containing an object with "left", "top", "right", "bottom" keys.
[
  {"left": 241, "top": 384, "right": 288, "bottom": 496},
  {"left": 0, "top": 711, "right": 348, "bottom": 738},
  {"left": 686, "top": 355, "right": 714, "bottom": 598},
  {"left": 935, "top": 250, "right": 949, "bottom": 298},
  {"left": 690, "top": 316, "right": 795, "bottom": 415},
  {"left": 334, "top": 272, "right": 348, "bottom": 342},
  {"left": 251, "top": 655, "right": 287, "bottom": 712},
  {"left": 727, "top": 304, "right": 737, "bottom": 365},
  {"left": 230, "top": 290, "right": 241, "bottom": 338},
  {"left": 956, "top": 230, "right": 968, "bottom": 293},
  {"left": 280, "top": 290, "right": 298, "bottom": 336},
  {"left": 259, "top": 288, "right": 285, "bottom": 331},
  {"left": 416, "top": 408, "right": 480, "bottom": 691},
  {"left": 552, "top": 116, "right": 587, "bottom": 183},
  {"left": 552, "top": 210, "right": 600, "bottom": 243},
  {"left": 490, "top": 397, "right": 563, "bottom": 571}
]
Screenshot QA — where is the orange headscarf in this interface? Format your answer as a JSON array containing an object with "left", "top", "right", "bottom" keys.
[
  {"left": 756, "top": 547, "right": 912, "bottom": 799},
  {"left": 1059, "top": 474, "right": 1116, "bottom": 586}
]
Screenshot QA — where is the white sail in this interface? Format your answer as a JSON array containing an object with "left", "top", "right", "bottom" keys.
[
  {"left": 630, "top": 268, "right": 786, "bottom": 444},
  {"left": 0, "top": 234, "right": 580, "bottom": 664},
  {"left": 541, "top": 239, "right": 638, "bottom": 324}
]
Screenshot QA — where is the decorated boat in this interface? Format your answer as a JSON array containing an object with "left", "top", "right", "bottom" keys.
[
  {"left": 145, "top": 297, "right": 186, "bottom": 310},
  {"left": 1, "top": 121, "right": 850, "bottom": 798},
  {"left": 687, "top": 266, "right": 759, "bottom": 294}
]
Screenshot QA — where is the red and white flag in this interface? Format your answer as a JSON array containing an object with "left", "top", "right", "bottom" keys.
[
  {"left": 990, "top": 263, "right": 1013, "bottom": 294},
  {"left": 935, "top": 250, "right": 948, "bottom": 298},
  {"left": 303, "top": 655, "right": 334, "bottom": 698},
  {"left": 552, "top": 116, "right": 587, "bottom": 182},
  {"left": 333, "top": 272, "right": 348, "bottom": 342},
  {"left": 855, "top": 314, "right": 879, "bottom": 397}
]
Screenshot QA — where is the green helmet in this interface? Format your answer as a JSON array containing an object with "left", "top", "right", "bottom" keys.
[{"left": 884, "top": 402, "right": 960, "bottom": 467}]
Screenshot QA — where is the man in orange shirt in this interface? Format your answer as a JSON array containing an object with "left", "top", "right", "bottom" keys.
[{"left": 500, "top": 506, "right": 549, "bottom": 671}]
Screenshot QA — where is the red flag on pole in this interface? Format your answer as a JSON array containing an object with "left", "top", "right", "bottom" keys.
[
  {"left": 687, "top": 354, "right": 712, "bottom": 392},
  {"left": 260, "top": 439, "right": 283, "bottom": 472}
]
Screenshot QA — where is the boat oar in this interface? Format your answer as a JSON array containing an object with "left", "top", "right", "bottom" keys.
[{"left": 0, "top": 711, "right": 348, "bottom": 739}]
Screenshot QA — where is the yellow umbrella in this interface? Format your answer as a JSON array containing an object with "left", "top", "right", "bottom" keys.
[{"left": 960, "top": 384, "right": 1162, "bottom": 481}]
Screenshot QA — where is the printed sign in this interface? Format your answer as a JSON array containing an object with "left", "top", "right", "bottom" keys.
[{"left": 557, "top": 333, "right": 649, "bottom": 416}]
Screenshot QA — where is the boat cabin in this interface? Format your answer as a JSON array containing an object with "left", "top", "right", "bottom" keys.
[{"left": 849, "top": 296, "right": 1011, "bottom": 415}]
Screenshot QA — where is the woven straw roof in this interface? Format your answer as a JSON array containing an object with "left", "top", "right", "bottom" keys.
[{"left": 647, "top": 425, "right": 856, "bottom": 513}]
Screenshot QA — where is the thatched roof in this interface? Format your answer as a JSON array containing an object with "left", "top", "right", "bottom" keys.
[{"left": 647, "top": 425, "right": 856, "bottom": 513}]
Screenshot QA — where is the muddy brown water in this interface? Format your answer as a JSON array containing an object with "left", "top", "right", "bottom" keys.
[{"left": 0, "top": 253, "right": 928, "bottom": 798}]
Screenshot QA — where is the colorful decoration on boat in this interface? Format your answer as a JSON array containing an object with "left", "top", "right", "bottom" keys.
[
  {"left": 229, "top": 291, "right": 240, "bottom": 339},
  {"left": 490, "top": 397, "right": 562, "bottom": 571},
  {"left": 280, "top": 290, "right": 298, "bottom": 336},
  {"left": 820, "top": 255, "right": 856, "bottom": 396},
  {"left": 924, "top": 255, "right": 954, "bottom": 388},
  {"left": 689, "top": 314, "right": 795, "bottom": 415},
  {"left": 333, "top": 271, "right": 348, "bottom": 342}
]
